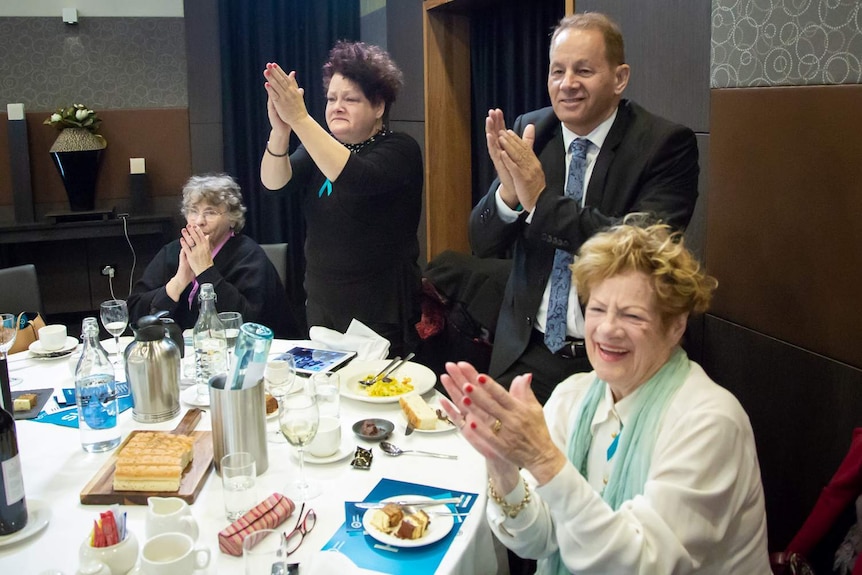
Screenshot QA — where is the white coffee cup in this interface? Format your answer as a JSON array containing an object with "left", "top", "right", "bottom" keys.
[
  {"left": 308, "top": 416, "right": 341, "bottom": 458},
  {"left": 140, "top": 532, "right": 210, "bottom": 575},
  {"left": 38, "top": 324, "right": 67, "bottom": 351}
]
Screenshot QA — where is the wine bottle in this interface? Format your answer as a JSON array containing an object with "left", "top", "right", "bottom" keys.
[{"left": 0, "top": 400, "right": 28, "bottom": 535}]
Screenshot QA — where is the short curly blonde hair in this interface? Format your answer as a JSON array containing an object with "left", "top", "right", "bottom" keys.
[{"left": 572, "top": 222, "right": 717, "bottom": 321}]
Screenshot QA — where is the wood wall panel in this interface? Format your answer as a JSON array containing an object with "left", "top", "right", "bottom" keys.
[
  {"left": 707, "top": 85, "right": 862, "bottom": 369},
  {"left": 703, "top": 315, "right": 862, "bottom": 562},
  {"left": 423, "top": 3, "right": 472, "bottom": 258},
  {"left": 0, "top": 108, "right": 191, "bottom": 217}
]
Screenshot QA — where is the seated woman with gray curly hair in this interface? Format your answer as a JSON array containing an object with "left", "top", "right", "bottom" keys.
[
  {"left": 128, "top": 174, "right": 296, "bottom": 337},
  {"left": 441, "top": 222, "right": 770, "bottom": 573}
]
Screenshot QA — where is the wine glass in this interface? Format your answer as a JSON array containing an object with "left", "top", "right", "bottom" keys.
[
  {"left": 217, "top": 311, "right": 243, "bottom": 369},
  {"left": 0, "top": 314, "right": 17, "bottom": 359},
  {"left": 265, "top": 354, "right": 296, "bottom": 443},
  {"left": 0, "top": 313, "right": 20, "bottom": 398},
  {"left": 278, "top": 381, "right": 320, "bottom": 501},
  {"left": 99, "top": 299, "right": 128, "bottom": 366}
]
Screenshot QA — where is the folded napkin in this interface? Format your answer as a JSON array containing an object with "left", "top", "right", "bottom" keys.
[
  {"left": 309, "top": 319, "right": 389, "bottom": 361},
  {"left": 218, "top": 492, "right": 295, "bottom": 556}
]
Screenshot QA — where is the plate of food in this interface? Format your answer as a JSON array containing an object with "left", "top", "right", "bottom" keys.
[
  {"left": 362, "top": 496, "right": 455, "bottom": 548},
  {"left": 339, "top": 360, "right": 436, "bottom": 403},
  {"left": 399, "top": 394, "right": 456, "bottom": 433}
]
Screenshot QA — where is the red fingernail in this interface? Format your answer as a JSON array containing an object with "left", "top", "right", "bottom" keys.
[
  {"left": 463, "top": 397, "right": 472, "bottom": 406},
  {"left": 470, "top": 422, "right": 477, "bottom": 430},
  {"left": 464, "top": 384, "right": 473, "bottom": 393},
  {"left": 478, "top": 375, "right": 487, "bottom": 384}
]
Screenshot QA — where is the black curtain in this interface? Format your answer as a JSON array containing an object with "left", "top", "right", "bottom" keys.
[
  {"left": 470, "top": 0, "right": 565, "bottom": 206},
  {"left": 218, "top": 0, "right": 360, "bottom": 324}
]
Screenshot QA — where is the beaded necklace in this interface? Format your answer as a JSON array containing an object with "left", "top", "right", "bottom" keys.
[{"left": 341, "top": 128, "right": 390, "bottom": 153}]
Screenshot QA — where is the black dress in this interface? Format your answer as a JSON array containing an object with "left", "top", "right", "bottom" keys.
[{"left": 278, "top": 131, "right": 423, "bottom": 356}]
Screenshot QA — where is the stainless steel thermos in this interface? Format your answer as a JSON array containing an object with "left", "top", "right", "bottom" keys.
[{"left": 124, "top": 312, "right": 182, "bottom": 423}]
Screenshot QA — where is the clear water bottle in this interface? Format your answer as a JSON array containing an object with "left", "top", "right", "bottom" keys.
[
  {"left": 75, "top": 317, "right": 121, "bottom": 453},
  {"left": 193, "top": 283, "right": 228, "bottom": 389}
]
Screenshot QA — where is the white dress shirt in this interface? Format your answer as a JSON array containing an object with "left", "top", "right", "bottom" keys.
[{"left": 486, "top": 362, "right": 771, "bottom": 574}]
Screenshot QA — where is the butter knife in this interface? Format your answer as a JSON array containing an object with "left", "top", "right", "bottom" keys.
[{"left": 354, "top": 496, "right": 463, "bottom": 510}]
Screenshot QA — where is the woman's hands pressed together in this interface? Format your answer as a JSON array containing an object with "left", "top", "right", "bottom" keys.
[
  {"left": 264, "top": 63, "right": 309, "bottom": 131},
  {"left": 440, "top": 361, "right": 568, "bottom": 488}
]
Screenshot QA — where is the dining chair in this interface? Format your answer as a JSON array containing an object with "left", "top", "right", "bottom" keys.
[
  {"left": 0, "top": 263, "right": 44, "bottom": 315},
  {"left": 260, "top": 243, "right": 288, "bottom": 288}
]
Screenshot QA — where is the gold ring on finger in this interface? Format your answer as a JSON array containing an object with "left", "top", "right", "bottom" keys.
[{"left": 491, "top": 419, "right": 502, "bottom": 435}]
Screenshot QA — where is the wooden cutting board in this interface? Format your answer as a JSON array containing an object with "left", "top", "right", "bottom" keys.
[{"left": 80, "top": 408, "right": 214, "bottom": 505}]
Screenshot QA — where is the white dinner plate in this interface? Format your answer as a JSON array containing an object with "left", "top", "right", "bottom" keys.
[
  {"left": 400, "top": 402, "right": 457, "bottom": 433},
  {"left": 362, "top": 495, "right": 455, "bottom": 548},
  {"left": 0, "top": 499, "right": 51, "bottom": 548},
  {"left": 339, "top": 360, "right": 436, "bottom": 404},
  {"left": 28, "top": 337, "right": 78, "bottom": 357},
  {"left": 180, "top": 385, "right": 210, "bottom": 407}
]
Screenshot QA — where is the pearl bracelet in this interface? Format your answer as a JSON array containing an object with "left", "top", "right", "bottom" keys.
[
  {"left": 265, "top": 141, "right": 288, "bottom": 157},
  {"left": 488, "top": 476, "right": 531, "bottom": 519}
]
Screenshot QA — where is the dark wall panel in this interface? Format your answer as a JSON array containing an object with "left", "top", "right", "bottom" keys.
[
  {"left": 576, "top": 0, "right": 711, "bottom": 132},
  {"left": 703, "top": 315, "right": 862, "bottom": 553},
  {"left": 707, "top": 85, "right": 862, "bottom": 369}
]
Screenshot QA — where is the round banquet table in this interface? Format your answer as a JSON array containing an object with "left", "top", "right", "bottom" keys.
[{"left": 0, "top": 338, "right": 497, "bottom": 575}]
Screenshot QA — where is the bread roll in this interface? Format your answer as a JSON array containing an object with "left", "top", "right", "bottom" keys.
[{"left": 399, "top": 394, "right": 438, "bottom": 430}]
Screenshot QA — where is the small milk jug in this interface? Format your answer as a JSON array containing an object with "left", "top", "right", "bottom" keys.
[
  {"left": 146, "top": 496, "right": 199, "bottom": 541},
  {"left": 125, "top": 312, "right": 182, "bottom": 423}
]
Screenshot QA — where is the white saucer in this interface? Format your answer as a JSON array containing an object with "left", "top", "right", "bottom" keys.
[
  {"left": 400, "top": 403, "right": 457, "bottom": 433},
  {"left": 29, "top": 337, "right": 78, "bottom": 357},
  {"left": 0, "top": 499, "right": 51, "bottom": 548},
  {"left": 297, "top": 440, "right": 353, "bottom": 464},
  {"left": 180, "top": 385, "right": 210, "bottom": 407}
]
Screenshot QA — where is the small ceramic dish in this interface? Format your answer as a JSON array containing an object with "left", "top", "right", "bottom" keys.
[{"left": 352, "top": 418, "right": 394, "bottom": 442}]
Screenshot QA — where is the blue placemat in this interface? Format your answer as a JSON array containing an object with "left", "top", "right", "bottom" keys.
[
  {"left": 322, "top": 478, "right": 478, "bottom": 575},
  {"left": 32, "top": 382, "right": 133, "bottom": 428}
]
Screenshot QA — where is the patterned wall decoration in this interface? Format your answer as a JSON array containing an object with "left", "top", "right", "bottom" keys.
[
  {"left": 711, "top": 0, "right": 862, "bottom": 88},
  {"left": 0, "top": 17, "right": 187, "bottom": 110}
]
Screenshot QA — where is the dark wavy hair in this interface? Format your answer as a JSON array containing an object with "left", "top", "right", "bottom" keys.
[{"left": 322, "top": 41, "right": 404, "bottom": 120}]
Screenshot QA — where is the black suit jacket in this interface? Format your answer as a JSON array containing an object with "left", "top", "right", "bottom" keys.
[{"left": 469, "top": 99, "right": 700, "bottom": 378}]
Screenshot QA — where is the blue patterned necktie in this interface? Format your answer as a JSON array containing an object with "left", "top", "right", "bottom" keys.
[{"left": 544, "top": 138, "right": 590, "bottom": 352}]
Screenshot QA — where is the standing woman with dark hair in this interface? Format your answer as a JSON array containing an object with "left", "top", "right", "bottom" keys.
[{"left": 260, "top": 41, "right": 423, "bottom": 358}]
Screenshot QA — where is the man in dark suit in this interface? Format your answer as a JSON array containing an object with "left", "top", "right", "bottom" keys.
[{"left": 470, "top": 13, "right": 699, "bottom": 406}]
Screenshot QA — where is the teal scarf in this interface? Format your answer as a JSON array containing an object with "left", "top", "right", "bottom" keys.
[{"left": 548, "top": 347, "right": 690, "bottom": 574}]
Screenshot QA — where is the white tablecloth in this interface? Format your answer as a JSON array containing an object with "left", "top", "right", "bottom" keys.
[{"left": 0, "top": 339, "right": 496, "bottom": 575}]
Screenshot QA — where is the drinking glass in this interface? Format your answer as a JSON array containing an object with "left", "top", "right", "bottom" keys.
[
  {"left": 278, "top": 381, "right": 320, "bottom": 500},
  {"left": 99, "top": 300, "right": 128, "bottom": 366},
  {"left": 243, "top": 529, "right": 288, "bottom": 575},
  {"left": 310, "top": 371, "right": 340, "bottom": 418},
  {"left": 0, "top": 313, "right": 20, "bottom": 397},
  {"left": 217, "top": 311, "right": 243, "bottom": 369},
  {"left": 0, "top": 314, "right": 17, "bottom": 359},
  {"left": 221, "top": 451, "right": 257, "bottom": 521},
  {"left": 266, "top": 354, "right": 296, "bottom": 444}
]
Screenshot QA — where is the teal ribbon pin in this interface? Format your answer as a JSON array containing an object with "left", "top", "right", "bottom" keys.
[{"left": 318, "top": 178, "right": 333, "bottom": 197}]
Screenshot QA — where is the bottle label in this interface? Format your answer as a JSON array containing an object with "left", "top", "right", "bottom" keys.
[
  {"left": 76, "top": 374, "right": 119, "bottom": 430},
  {"left": 2, "top": 454, "right": 25, "bottom": 505}
]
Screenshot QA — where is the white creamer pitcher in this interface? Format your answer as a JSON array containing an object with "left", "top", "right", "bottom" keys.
[{"left": 146, "top": 497, "right": 199, "bottom": 541}]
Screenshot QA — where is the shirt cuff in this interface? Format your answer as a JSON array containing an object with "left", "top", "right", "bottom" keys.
[
  {"left": 486, "top": 472, "right": 540, "bottom": 536},
  {"left": 494, "top": 185, "right": 523, "bottom": 223}
]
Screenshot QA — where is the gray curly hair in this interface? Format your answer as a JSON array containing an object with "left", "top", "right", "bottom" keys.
[{"left": 180, "top": 174, "right": 247, "bottom": 233}]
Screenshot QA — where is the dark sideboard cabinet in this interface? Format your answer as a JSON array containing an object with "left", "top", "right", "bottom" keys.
[{"left": 0, "top": 215, "right": 175, "bottom": 316}]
